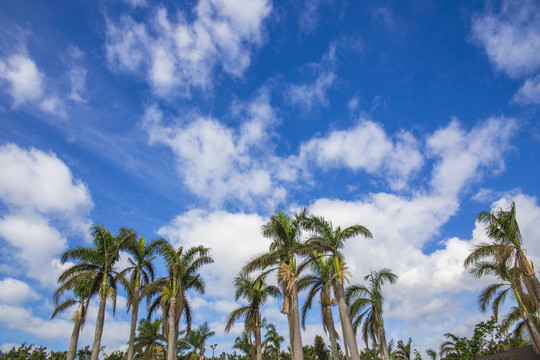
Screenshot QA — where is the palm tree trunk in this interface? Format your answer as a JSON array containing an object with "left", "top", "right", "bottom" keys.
[
  {"left": 378, "top": 326, "right": 390, "bottom": 360},
  {"left": 66, "top": 303, "right": 83, "bottom": 360},
  {"left": 282, "top": 283, "right": 295, "bottom": 360},
  {"left": 291, "top": 283, "right": 304, "bottom": 360},
  {"left": 127, "top": 289, "right": 140, "bottom": 360},
  {"left": 336, "top": 283, "right": 360, "bottom": 360},
  {"left": 339, "top": 316, "right": 350, "bottom": 360},
  {"left": 91, "top": 294, "right": 107, "bottom": 360},
  {"left": 323, "top": 305, "right": 339, "bottom": 360},
  {"left": 513, "top": 287, "right": 540, "bottom": 354},
  {"left": 167, "top": 297, "right": 177, "bottom": 360},
  {"left": 519, "top": 250, "right": 540, "bottom": 304},
  {"left": 254, "top": 325, "right": 263, "bottom": 360}
]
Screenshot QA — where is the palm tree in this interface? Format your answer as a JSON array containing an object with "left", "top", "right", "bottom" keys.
[
  {"left": 425, "top": 348, "right": 437, "bottom": 360},
  {"left": 134, "top": 318, "right": 165, "bottom": 360},
  {"left": 345, "top": 268, "right": 397, "bottom": 360},
  {"left": 439, "top": 332, "right": 459, "bottom": 358},
  {"left": 393, "top": 338, "right": 411, "bottom": 360},
  {"left": 181, "top": 322, "right": 216, "bottom": 360},
  {"left": 147, "top": 243, "right": 214, "bottom": 360},
  {"left": 117, "top": 228, "right": 166, "bottom": 360},
  {"left": 51, "top": 276, "right": 92, "bottom": 360},
  {"left": 263, "top": 323, "right": 284, "bottom": 360},
  {"left": 225, "top": 273, "right": 281, "bottom": 360},
  {"left": 243, "top": 208, "right": 309, "bottom": 360},
  {"left": 464, "top": 202, "right": 540, "bottom": 306},
  {"left": 234, "top": 329, "right": 256, "bottom": 360},
  {"left": 472, "top": 260, "right": 540, "bottom": 352},
  {"left": 59, "top": 223, "right": 130, "bottom": 360},
  {"left": 298, "top": 253, "right": 340, "bottom": 360},
  {"left": 303, "top": 214, "right": 372, "bottom": 360}
]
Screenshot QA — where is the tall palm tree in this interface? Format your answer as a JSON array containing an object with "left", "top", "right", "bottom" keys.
[
  {"left": 147, "top": 243, "right": 213, "bottom": 360},
  {"left": 225, "top": 273, "right": 281, "bottom": 360},
  {"left": 303, "top": 214, "right": 372, "bottom": 360},
  {"left": 263, "top": 323, "right": 284, "bottom": 360},
  {"left": 345, "top": 268, "right": 397, "bottom": 360},
  {"left": 181, "top": 322, "right": 216, "bottom": 360},
  {"left": 59, "top": 223, "right": 130, "bottom": 360},
  {"left": 134, "top": 318, "right": 165, "bottom": 360},
  {"left": 471, "top": 260, "right": 540, "bottom": 352},
  {"left": 298, "top": 253, "right": 340, "bottom": 360},
  {"left": 117, "top": 228, "right": 166, "bottom": 360},
  {"left": 464, "top": 201, "right": 540, "bottom": 306},
  {"left": 243, "top": 208, "right": 309, "bottom": 360},
  {"left": 393, "top": 338, "right": 412, "bottom": 360},
  {"left": 51, "top": 276, "right": 92, "bottom": 360}
]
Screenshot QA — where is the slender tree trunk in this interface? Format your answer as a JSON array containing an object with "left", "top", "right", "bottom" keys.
[
  {"left": 167, "top": 297, "right": 177, "bottom": 360},
  {"left": 519, "top": 251, "right": 540, "bottom": 304},
  {"left": 513, "top": 287, "right": 540, "bottom": 354},
  {"left": 127, "top": 289, "right": 140, "bottom": 360},
  {"left": 254, "top": 325, "right": 263, "bottom": 360},
  {"left": 323, "top": 305, "right": 339, "bottom": 360},
  {"left": 378, "top": 326, "right": 390, "bottom": 360},
  {"left": 339, "top": 315, "right": 350, "bottom": 360},
  {"left": 291, "top": 283, "right": 304, "bottom": 360},
  {"left": 336, "top": 283, "right": 360, "bottom": 360},
  {"left": 91, "top": 294, "right": 107, "bottom": 360},
  {"left": 282, "top": 283, "right": 295, "bottom": 360},
  {"left": 66, "top": 303, "right": 83, "bottom": 360}
]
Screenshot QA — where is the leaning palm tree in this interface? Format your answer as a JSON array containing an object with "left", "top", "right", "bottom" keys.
[
  {"left": 59, "top": 223, "right": 130, "bottom": 360},
  {"left": 346, "top": 268, "right": 397, "bottom": 360},
  {"left": 147, "top": 243, "right": 214, "bottom": 360},
  {"left": 243, "top": 208, "right": 309, "bottom": 360},
  {"left": 117, "top": 228, "right": 166, "bottom": 360},
  {"left": 472, "top": 260, "right": 540, "bottom": 352},
  {"left": 298, "top": 253, "right": 340, "bottom": 360},
  {"left": 225, "top": 273, "right": 281, "bottom": 360},
  {"left": 134, "top": 317, "right": 165, "bottom": 360},
  {"left": 263, "top": 323, "right": 284, "bottom": 360},
  {"left": 464, "top": 201, "right": 540, "bottom": 306},
  {"left": 303, "top": 214, "right": 372, "bottom": 360},
  {"left": 51, "top": 276, "right": 92, "bottom": 360},
  {"left": 181, "top": 322, "right": 216, "bottom": 360}
]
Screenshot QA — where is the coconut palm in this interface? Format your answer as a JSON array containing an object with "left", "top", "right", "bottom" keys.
[
  {"left": 51, "top": 276, "right": 92, "bottom": 360},
  {"left": 181, "top": 322, "right": 216, "bottom": 360},
  {"left": 117, "top": 229, "right": 166, "bottom": 360},
  {"left": 425, "top": 348, "right": 437, "bottom": 360},
  {"left": 225, "top": 273, "right": 281, "bottom": 360},
  {"left": 147, "top": 243, "right": 213, "bottom": 360},
  {"left": 303, "top": 214, "right": 372, "bottom": 360},
  {"left": 439, "top": 332, "right": 459, "bottom": 358},
  {"left": 234, "top": 329, "right": 256, "bottom": 360},
  {"left": 263, "top": 323, "right": 284, "bottom": 360},
  {"left": 59, "top": 223, "right": 130, "bottom": 360},
  {"left": 464, "top": 201, "right": 540, "bottom": 306},
  {"left": 298, "top": 253, "right": 340, "bottom": 360},
  {"left": 471, "top": 260, "right": 540, "bottom": 352},
  {"left": 345, "top": 268, "right": 397, "bottom": 360},
  {"left": 243, "top": 208, "right": 309, "bottom": 360},
  {"left": 134, "top": 318, "right": 165, "bottom": 360},
  {"left": 393, "top": 338, "right": 411, "bottom": 360}
]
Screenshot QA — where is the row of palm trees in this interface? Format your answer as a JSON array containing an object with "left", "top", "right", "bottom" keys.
[
  {"left": 51, "top": 201, "right": 540, "bottom": 360},
  {"left": 52, "top": 224, "right": 213, "bottom": 360}
]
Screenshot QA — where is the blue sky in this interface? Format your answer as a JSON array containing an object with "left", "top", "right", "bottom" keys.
[{"left": 1, "top": 0, "right": 540, "bottom": 356}]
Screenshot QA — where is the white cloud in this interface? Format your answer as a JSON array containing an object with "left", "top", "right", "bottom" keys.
[
  {"left": 105, "top": 0, "right": 271, "bottom": 97},
  {"left": 0, "top": 54, "right": 44, "bottom": 105},
  {"left": 470, "top": 0, "right": 540, "bottom": 78},
  {"left": 0, "top": 144, "right": 93, "bottom": 285},
  {"left": 512, "top": 74, "right": 540, "bottom": 105},
  {"left": 142, "top": 94, "right": 289, "bottom": 207},
  {"left": 299, "top": 118, "right": 423, "bottom": 190},
  {"left": 0, "top": 278, "right": 40, "bottom": 305}
]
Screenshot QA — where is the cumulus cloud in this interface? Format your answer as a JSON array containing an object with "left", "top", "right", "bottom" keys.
[
  {"left": 0, "top": 278, "right": 40, "bottom": 305},
  {"left": 299, "top": 118, "right": 423, "bottom": 190},
  {"left": 512, "top": 74, "right": 540, "bottom": 105},
  {"left": 142, "top": 94, "right": 290, "bottom": 207},
  {"left": 470, "top": 0, "right": 540, "bottom": 78},
  {"left": 0, "top": 54, "right": 44, "bottom": 105},
  {"left": 105, "top": 0, "right": 271, "bottom": 97},
  {"left": 0, "top": 144, "right": 93, "bottom": 285}
]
